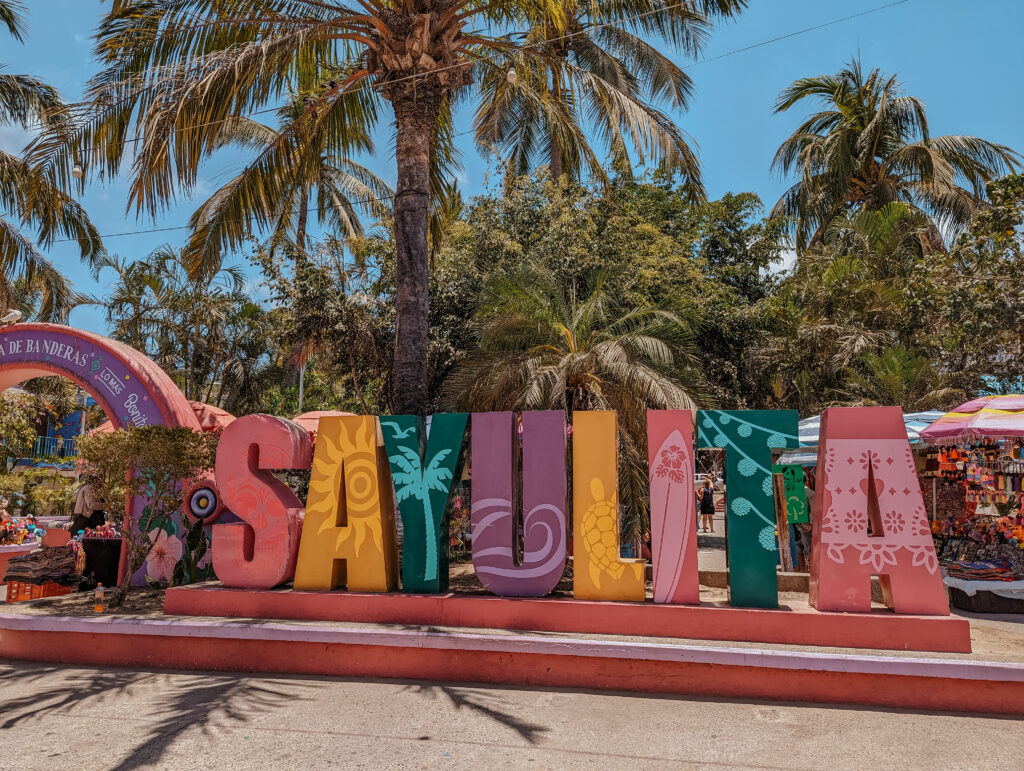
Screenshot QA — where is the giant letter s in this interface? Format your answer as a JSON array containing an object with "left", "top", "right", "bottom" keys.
[{"left": 212, "top": 415, "right": 312, "bottom": 589}]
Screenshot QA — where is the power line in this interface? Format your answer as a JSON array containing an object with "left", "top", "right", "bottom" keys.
[
  {"left": 33, "top": 0, "right": 912, "bottom": 148},
  {"left": 46, "top": 0, "right": 911, "bottom": 245}
]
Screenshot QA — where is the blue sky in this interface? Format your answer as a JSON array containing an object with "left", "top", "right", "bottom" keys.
[{"left": 3, "top": 0, "right": 1022, "bottom": 334}]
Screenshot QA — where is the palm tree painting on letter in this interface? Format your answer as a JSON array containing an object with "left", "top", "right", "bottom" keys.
[
  {"left": 389, "top": 444, "right": 453, "bottom": 581},
  {"left": 380, "top": 413, "right": 467, "bottom": 593}
]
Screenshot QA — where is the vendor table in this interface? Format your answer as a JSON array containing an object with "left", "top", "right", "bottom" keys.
[
  {"left": 943, "top": 574, "right": 1024, "bottom": 613},
  {"left": 81, "top": 537, "right": 122, "bottom": 588},
  {"left": 0, "top": 544, "right": 36, "bottom": 603}
]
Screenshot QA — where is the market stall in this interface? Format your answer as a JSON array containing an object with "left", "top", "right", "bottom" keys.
[{"left": 919, "top": 395, "right": 1024, "bottom": 612}]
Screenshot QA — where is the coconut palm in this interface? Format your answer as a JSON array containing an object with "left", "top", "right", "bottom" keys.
[
  {"left": 771, "top": 57, "right": 1020, "bottom": 252},
  {"left": 842, "top": 344, "right": 961, "bottom": 411},
  {"left": 475, "top": 0, "right": 747, "bottom": 193},
  {"left": 184, "top": 97, "right": 392, "bottom": 271},
  {"left": 0, "top": 0, "right": 101, "bottom": 319},
  {"left": 95, "top": 246, "right": 277, "bottom": 407},
  {"left": 446, "top": 263, "right": 701, "bottom": 543},
  {"left": 31, "top": 0, "right": 743, "bottom": 414}
]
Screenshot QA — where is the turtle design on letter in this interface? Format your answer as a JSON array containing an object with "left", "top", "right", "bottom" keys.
[{"left": 582, "top": 477, "right": 624, "bottom": 587}]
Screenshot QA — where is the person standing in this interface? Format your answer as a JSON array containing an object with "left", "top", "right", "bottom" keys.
[
  {"left": 698, "top": 479, "right": 716, "bottom": 533},
  {"left": 71, "top": 475, "right": 105, "bottom": 534}
]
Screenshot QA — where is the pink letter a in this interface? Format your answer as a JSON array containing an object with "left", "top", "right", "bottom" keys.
[{"left": 810, "top": 407, "right": 947, "bottom": 615}]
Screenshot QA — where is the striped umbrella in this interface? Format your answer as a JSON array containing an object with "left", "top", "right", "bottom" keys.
[
  {"left": 778, "top": 409, "right": 946, "bottom": 465},
  {"left": 919, "top": 395, "right": 1024, "bottom": 442}
]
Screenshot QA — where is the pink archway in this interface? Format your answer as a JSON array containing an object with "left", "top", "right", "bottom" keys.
[{"left": 0, "top": 323, "right": 200, "bottom": 582}]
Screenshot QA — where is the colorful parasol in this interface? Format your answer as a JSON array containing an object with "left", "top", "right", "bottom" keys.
[
  {"left": 777, "top": 409, "right": 946, "bottom": 465},
  {"left": 919, "top": 395, "right": 1024, "bottom": 442}
]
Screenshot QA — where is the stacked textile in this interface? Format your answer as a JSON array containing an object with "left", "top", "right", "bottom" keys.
[
  {"left": 2, "top": 545, "right": 83, "bottom": 586},
  {"left": 946, "top": 559, "right": 1017, "bottom": 582}
]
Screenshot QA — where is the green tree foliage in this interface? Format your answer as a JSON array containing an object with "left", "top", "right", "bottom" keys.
[
  {"left": 0, "top": 391, "right": 36, "bottom": 461},
  {"left": 476, "top": 0, "right": 746, "bottom": 191},
  {"left": 184, "top": 97, "right": 392, "bottom": 272},
  {"left": 96, "top": 246, "right": 277, "bottom": 411},
  {"left": 772, "top": 56, "right": 1020, "bottom": 252},
  {"left": 77, "top": 426, "right": 216, "bottom": 605},
  {"left": 918, "top": 174, "right": 1024, "bottom": 393},
  {"left": 0, "top": 0, "right": 101, "bottom": 318}
]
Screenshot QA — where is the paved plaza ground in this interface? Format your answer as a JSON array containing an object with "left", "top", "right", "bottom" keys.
[
  {"left": 3, "top": 510, "right": 1022, "bottom": 769},
  {"left": 0, "top": 660, "right": 1018, "bottom": 770}
]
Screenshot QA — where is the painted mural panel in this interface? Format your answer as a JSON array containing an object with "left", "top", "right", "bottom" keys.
[
  {"left": 572, "top": 411, "right": 645, "bottom": 602},
  {"left": 810, "top": 407, "right": 948, "bottom": 615},
  {"left": 379, "top": 414, "right": 467, "bottom": 593},
  {"left": 212, "top": 415, "right": 312, "bottom": 589},
  {"left": 647, "top": 410, "right": 699, "bottom": 604},
  {"left": 293, "top": 415, "right": 398, "bottom": 592},
  {"left": 698, "top": 410, "right": 799, "bottom": 609},
  {"left": 471, "top": 411, "right": 568, "bottom": 597}
]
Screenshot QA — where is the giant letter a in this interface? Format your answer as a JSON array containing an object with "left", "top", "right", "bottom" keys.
[
  {"left": 293, "top": 416, "right": 398, "bottom": 592},
  {"left": 810, "top": 407, "right": 947, "bottom": 615}
]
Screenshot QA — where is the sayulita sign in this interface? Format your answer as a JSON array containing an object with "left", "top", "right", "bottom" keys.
[
  {"left": 203, "top": 406, "right": 948, "bottom": 615},
  {"left": 0, "top": 324, "right": 947, "bottom": 615}
]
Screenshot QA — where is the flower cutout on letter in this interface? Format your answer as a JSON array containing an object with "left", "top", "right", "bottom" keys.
[
  {"left": 654, "top": 444, "right": 687, "bottom": 484},
  {"left": 856, "top": 544, "right": 898, "bottom": 573},
  {"left": 821, "top": 510, "right": 840, "bottom": 535},
  {"left": 145, "top": 529, "right": 183, "bottom": 582},
  {"left": 882, "top": 510, "right": 905, "bottom": 535},
  {"left": 842, "top": 510, "right": 865, "bottom": 533}
]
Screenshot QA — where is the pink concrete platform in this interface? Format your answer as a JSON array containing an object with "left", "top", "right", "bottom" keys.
[
  {"left": 163, "top": 584, "right": 972, "bottom": 653},
  {"left": 0, "top": 613, "right": 1020, "bottom": 715}
]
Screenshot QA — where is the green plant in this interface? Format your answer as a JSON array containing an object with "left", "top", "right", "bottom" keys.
[
  {"left": 0, "top": 0, "right": 101, "bottom": 318},
  {"left": 0, "top": 392, "right": 37, "bottom": 461},
  {"left": 18, "top": 469, "right": 76, "bottom": 518},
  {"left": 446, "top": 262, "right": 701, "bottom": 543},
  {"left": 772, "top": 56, "right": 1020, "bottom": 252},
  {"left": 77, "top": 426, "right": 217, "bottom": 606}
]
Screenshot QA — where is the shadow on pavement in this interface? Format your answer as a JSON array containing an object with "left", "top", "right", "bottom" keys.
[
  {"left": 400, "top": 683, "right": 549, "bottom": 743},
  {"left": 0, "top": 661, "right": 319, "bottom": 769}
]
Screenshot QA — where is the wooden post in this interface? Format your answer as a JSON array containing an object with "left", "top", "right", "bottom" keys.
[{"left": 773, "top": 473, "right": 794, "bottom": 572}]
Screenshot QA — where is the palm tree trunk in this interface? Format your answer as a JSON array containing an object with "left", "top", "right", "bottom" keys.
[
  {"left": 421, "top": 492, "right": 437, "bottom": 581},
  {"left": 390, "top": 93, "right": 439, "bottom": 416},
  {"left": 549, "top": 72, "right": 563, "bottom": 179},
  {"left": 296, "top": 188, "right": 309, "bottom": 259},
  {"left": 550, "top": 136, "right": 563, "bottom": 180}
]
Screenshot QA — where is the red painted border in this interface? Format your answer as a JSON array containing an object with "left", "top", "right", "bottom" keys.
[
  {"left": 0, "top": 616, "right": 1019, "bottom": 714},
  {"left": 163, "top": 585, "right": 972, "bottom": 653}
]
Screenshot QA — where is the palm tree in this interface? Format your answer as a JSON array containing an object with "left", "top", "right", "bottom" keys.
[
  {"left": 843, "top": 344, "right": 961, "bottom": 411},
  {"left": 446, "top": 263, "right": 701, "bottom": 543},
  {"left": 0, "top": 0, "right": 101, "bottom": 319},
  {"left": 96, "top": 246, "right": 276, "bottom": 407},
  {"left": 475, "top": 0, "right": 747, "bottom": 193},
  {"left": 32, "top": 0, "right": 742, "bottom": 414},
  {"left": 184, "top": 97, "right": 392, "bottom": 271},
  {"left": 772, "top": 56, "right": 1020, "bottom": 252}
]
